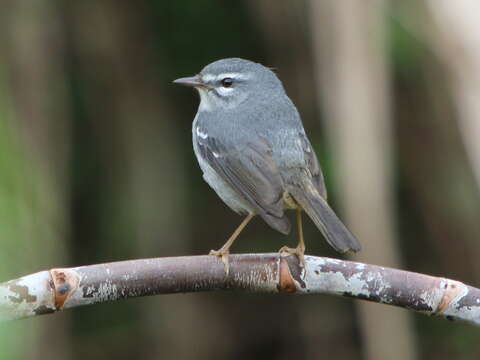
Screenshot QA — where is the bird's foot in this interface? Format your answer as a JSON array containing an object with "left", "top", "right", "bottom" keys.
[
  {"left": 209, "top": 248, "right": 230, "bottom": 276},
  {"left": 278, "top": 245, "right": 306, "bottom": 268}
]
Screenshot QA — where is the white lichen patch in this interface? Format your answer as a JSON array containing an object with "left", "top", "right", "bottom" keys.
[
  {"left": 302, "top": 260, "right": 371, "bottom": 298},
  {"left": 419, "top": 286, "right": 444, "bottom": 311},
  {"left": 304, "top": 256, "right": 326, "bottom": 267},
  {"left": 355, "top": 263, "right": 366, "bottom": 270},
  {"left": 368, "top": 271, "right": 392, "bottom": 295},
  {"left": 443, "top": 286, "right": 480, "bottom": 323},
  {"left": 301, "top": 259, "right": 397, "bottom": 304},
  {"left": 0, "top": 271, "right": 55, "bottom": 321},
  {"left": 232, "top": 263, "right": 278, "bottom": 292},
  {"left": 74, "top": 280, "right": 119, "bottom": 308},
  {"left": 324, "top": 258, "right": 342, "bottom": 265},
  {"left": 95, "top": 281, "right": 118, "bottom": 302}
]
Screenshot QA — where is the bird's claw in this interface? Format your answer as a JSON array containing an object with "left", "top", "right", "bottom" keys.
[
  {"left": 209, "top": 248, "right": 230, "bottom": 276},
  {"left": 278, "top": 245, "right": 306, "bottom": 268}
]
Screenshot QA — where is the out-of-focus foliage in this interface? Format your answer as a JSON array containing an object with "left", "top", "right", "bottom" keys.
[
  {"left": 0, "top": 66, "right": 24, "bottom": 360},
  {"left": 0, "top": 1, "right": 479, "bottom": 359}
]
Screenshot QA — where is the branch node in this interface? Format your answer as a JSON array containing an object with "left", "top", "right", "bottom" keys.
[
  {"left": 49, "top": 268, "right": 80, "bottom": 310},
  {"left": 435, "top": 279, "right": 465, "bottom": 314},
  {"left": 277, "top": 257, "right": 297, "bottom": 293}
]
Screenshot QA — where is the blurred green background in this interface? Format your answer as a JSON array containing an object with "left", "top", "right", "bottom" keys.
[{"left": 1, "top": 1, "right": 480, "bottom": 359}]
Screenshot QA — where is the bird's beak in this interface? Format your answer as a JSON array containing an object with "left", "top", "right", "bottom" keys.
[{"left": 173, "top": 75, "right": 206, "bottom": 88}]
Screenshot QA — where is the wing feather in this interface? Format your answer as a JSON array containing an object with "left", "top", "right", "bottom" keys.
[{"left": 197, "top": 135, "right": 290, "bottom": 234}]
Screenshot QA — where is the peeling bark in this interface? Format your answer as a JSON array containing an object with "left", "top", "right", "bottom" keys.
[{"left": 1, "top": 254, "right": 479, "bottom": 325}]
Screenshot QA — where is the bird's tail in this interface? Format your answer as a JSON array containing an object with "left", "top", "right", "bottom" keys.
[{"left": 286, "top": 182, "right": 361, "bottom": 253}]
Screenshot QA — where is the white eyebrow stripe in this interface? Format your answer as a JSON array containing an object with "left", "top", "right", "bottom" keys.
[
  {"left": 201, "top": 72, "right": 251, "bottom": 83},
  {"left": 216, "top": 72, "right": 251, "bottom": 80}
]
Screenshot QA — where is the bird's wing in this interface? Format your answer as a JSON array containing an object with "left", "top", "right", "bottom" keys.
[{"left": 197, "top": 134, "right": 290, "bottom": 234}]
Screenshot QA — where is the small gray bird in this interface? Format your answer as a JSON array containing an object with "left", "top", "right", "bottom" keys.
[{"left": 174, "top": 58, "right": 360, "bottom": 273}]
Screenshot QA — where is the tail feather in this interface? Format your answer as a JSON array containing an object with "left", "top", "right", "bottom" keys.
[{"left": 287, "top": 184, "right": 361, "bottom": 253}]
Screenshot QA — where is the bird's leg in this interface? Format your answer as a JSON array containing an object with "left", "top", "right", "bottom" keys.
[
  {"left": 295, "top": 209, "right": 306, "bottom": 266},
  {"left": 279, "top": 209, "right": 306, "bottom": 267},
  {"left": 210, "top": 213, "right": 254, "bottom": 276}
]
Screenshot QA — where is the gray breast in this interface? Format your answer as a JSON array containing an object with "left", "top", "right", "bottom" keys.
[{"left": 192, "top": 114, "right": 255, "bottom": 215}]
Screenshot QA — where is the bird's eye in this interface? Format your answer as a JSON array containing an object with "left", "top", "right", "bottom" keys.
[{"left": 221, "top": 77, "right": 233, "bottom": 88}]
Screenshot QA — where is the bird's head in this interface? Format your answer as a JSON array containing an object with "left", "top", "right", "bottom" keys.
[{"left": 173, "top": 58, "right": 284, "bottom": 112}]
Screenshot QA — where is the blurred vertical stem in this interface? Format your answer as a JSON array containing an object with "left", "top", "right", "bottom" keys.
[
  {"left": 0, "top": 1, "right": 72, "bottom": 359},
  {"left": 68, "top": 2, "right": 205, "bottom": 358},
  {"left": 309, "top": 1, "right": 417, "bottom": 359},
  {"left": 245, "top": 0, "right": 316, "bottom": 119},
  {"left": 427, "top": 1, "right": 480, "bottom": 190},
  {"left": 0, "top": 64, "right": 28, "bottom": 360},
  {"left": 426, "top": 0, "right": 480, "bottom": 274}
]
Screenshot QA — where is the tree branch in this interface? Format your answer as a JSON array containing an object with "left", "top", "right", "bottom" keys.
[{"left": 1, "top": 254, "right": 479, "bottom": 325}]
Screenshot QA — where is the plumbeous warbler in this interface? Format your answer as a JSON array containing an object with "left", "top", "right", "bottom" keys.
[{"left": 174, "top": 58, "right": 360, "bottom": 274}]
